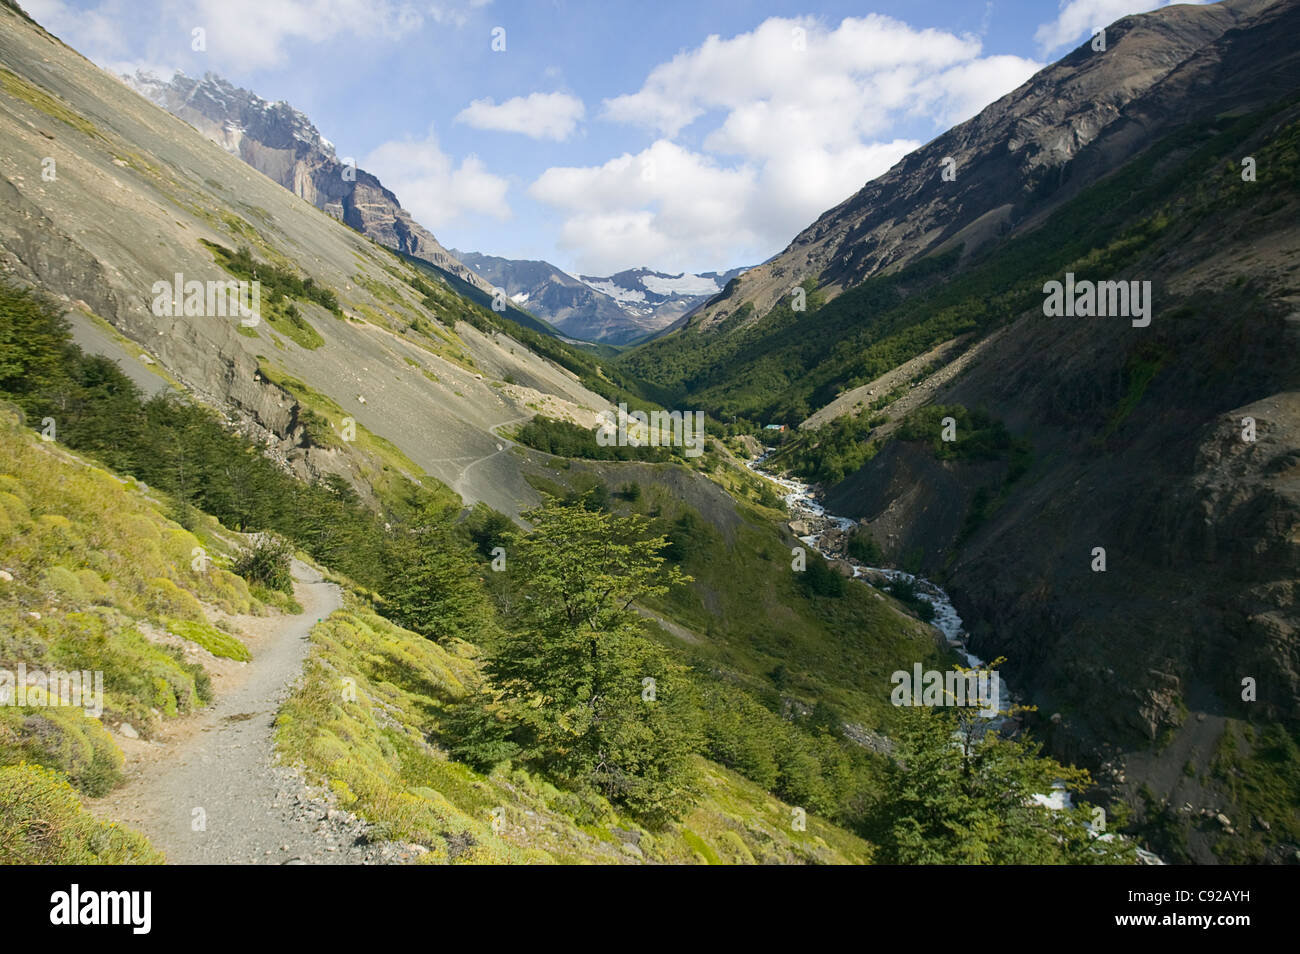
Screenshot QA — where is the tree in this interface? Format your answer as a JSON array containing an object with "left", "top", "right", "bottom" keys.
[
  {"left": 479, "top": 500, "right": 700, "bottom": 826},
  {"left": 386, "top": 501, "right": 496, "bottom": 644},
  {"left": 871, "top": 703, "right": 1135, "bottom": 864}
]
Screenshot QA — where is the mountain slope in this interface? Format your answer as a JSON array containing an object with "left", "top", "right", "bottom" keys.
[
  {"left": 451, "top": 250, "right": 635, "bottom": 342},
  {"left": 0, "top": 5, "right": 611, "bottom": 518},
  {"left": 656, "top": 0, "right": 1281, "bottom": 343},
  {"left": 125, "top": 70, "right": 495, "bottom": 296}
]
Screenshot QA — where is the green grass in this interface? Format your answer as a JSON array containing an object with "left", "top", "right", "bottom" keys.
[
  {"left": 165, "top": 618, "right": 251, "bottom": 662},
  {"left": 277, "top": 596, "right": 875, "bottom": 864},
  {"left": 0, "top": 763, "right": 162, "bottom": 864}
]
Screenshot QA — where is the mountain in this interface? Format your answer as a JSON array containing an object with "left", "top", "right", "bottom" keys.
[
  {"left": 621, "top": 0, "right": 1300, "bottom": 863},
  {"left": 678, "top": 0, "right": 1282, "bottom": 336},
  {"left": 124, "top": 70, "right": 501, "bottom": 302},
  {"left": 453, "top": 250, "right": 746, "bottom": 344},
  {"left": 0, "top": 12, "right": 614, "bottom": 519}
]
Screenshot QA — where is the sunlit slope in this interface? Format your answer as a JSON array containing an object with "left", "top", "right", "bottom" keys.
[{"left": 0, "top": 3, "right": 608, "bottom": 516}]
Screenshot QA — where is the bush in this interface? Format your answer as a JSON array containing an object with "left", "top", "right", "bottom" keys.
[
  {"left": 0, "top": 763, "right": 162, "bottom": 863},
  {"left": 799, "top": 555, "right": 845, "bottom": 597},
  {"left": 845, "top": 528, "right": 882, "bottom": 564},
  {"left": 232, "top": 534, "right": 295, "bottom": 593},
  {"left": 884, "top": 578, "right": 935, "bottom": 622}
]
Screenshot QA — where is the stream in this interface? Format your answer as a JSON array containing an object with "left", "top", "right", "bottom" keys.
[{"left": 747, "top": 451, "right": 1164, "bottom": 862}]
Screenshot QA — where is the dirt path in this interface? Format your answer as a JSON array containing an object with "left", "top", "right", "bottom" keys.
[{"left": 89, "top": 561, "right": 386, "bottom": 864}]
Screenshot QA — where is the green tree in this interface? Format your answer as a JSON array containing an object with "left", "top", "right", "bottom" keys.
[
  {"left": 482, "top": 501, "right": 700, "bottom": 826},
  {"left": 872, "top": 703, "right": 1134, "bottom": 864}
]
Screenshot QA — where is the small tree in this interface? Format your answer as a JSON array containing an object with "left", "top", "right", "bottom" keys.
[
  {"left": 386, "top": 504, "right": 495, "bottom": 644},
  {"left": 480, "top": 500, "right": 700, "bottom": 826},
  {"left": 872, "top": 702, "right": 1135, "bottom": 864}
]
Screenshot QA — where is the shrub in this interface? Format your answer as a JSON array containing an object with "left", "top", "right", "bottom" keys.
[
  {"left": 0, "top": 763, "right": 162, "bottom": 864},
  {"left": 232, "top": 534, "right": 295, "bottom": 593}
]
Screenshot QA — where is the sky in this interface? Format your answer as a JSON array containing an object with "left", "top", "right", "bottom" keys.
[{"left": 24, "top": 0, "right": 1208, "bottom": 277}]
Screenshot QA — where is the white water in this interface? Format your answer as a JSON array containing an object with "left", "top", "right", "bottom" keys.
[
  {"left": 747, "top": 450, "right": 1164, "bottom": 861},
  {"left": 747, "top": 452, "right": 989, "bottom": 668}
]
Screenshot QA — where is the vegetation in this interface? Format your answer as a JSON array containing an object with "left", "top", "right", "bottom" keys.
[
  {"left": 869, "top": 705, "right": 1133, "bottom": 864},
  {"left": 231, "top": 533, "right": 295, "bottom": 593},
  {"left": 453, "top": 503, "right": 699, "bottom": 827},
  {"left": 515, "top": 414, "right": 673, "bottom": 462},
  {"left": 201, "top": 241, "right": 336, "bottom": 349},
  {"left": 0, "top": 763, "right": 162, "bottom": 864}
]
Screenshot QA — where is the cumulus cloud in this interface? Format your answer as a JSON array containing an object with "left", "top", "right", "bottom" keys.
[
  {"left": 456, "top": 92, "right": 585, "bottom": 141},
  {"left": 536, "top": 14, "right": 1040, "bottom": 273},
  {"left": 1033, "top": 0, "right": 1209, "bottom": 55},
  {"left": 364, "top": 132, "right": 510, "bottom": 229}
]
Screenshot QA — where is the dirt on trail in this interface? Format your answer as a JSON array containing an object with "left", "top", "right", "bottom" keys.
[{"left": 90, "top": 561, "right": 406, "bottom": 865}]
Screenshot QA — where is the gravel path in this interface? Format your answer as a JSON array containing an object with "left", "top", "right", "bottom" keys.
[{"left": 92, "top": 561, "right": 406, "bottom": 864}]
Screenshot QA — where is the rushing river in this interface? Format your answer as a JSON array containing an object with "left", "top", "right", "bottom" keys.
[
  {"left": 747, "top": 450, "right": 1162, "bottom": 862},
  {"left": 746, "top": 453, "right": 1060, "bottom": 798},
  {"left": 747, "top": 453, "right": 987, "bottom": 667}
]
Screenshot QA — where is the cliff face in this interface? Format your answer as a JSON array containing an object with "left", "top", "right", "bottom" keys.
[
  {"left": 684, "top": 0, "right": 1282, "bottom": 333},
  {"left": 126, "top": 71, "right": 497, "bottom": 297}
]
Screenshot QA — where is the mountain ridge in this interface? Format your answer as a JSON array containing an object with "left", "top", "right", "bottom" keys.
[{"left": 125, "top": 69, "right": 500, "bottom": 300}]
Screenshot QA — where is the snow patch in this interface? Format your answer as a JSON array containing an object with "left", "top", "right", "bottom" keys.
[{"left": 641, "top": 273, "right": 719, "bottom": 296}]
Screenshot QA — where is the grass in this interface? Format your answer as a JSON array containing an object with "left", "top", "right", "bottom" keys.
[
  {"left": 277, "top": 595, "right": 875, "bottom": 864},
  {"left": 164, "top": 618, "right": 250, "bottom": 662},
  {"left": 0, "top": 763, "right": 162, "bottom": 864},
  {"left": 0, "top": 67, "right": 104, "bottom": 140}
]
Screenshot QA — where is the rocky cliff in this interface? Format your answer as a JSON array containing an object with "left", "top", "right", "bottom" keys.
[{"left": 126, "top": 70, "right": 498, "bottom": 299}]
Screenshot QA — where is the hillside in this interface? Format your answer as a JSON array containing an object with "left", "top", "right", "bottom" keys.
[
  {"left": 661, "top": 0, "right": 1286, "bottom": 339},
  {"left": 0, "top": 404, "right": 881, "bottom": 864},
  {"left": 0, "top": 5, "right": 615, "bottom": 518},
  {"left": 618, "top": 0, "right": 1300, "bottom": 862}
]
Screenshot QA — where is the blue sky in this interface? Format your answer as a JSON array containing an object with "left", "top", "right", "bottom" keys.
[{"left": 27, "top": 0, "right": 1204, "bottom": 276}]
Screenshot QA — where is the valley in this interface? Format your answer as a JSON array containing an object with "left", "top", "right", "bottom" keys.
[{"left": 0, "top": 0, "right": 1296, "bottom": 875}]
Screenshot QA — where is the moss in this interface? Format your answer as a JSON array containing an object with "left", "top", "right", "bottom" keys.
[
  {"left": 165, "top": 618, "right": 251, "bottom": 662},
  {"left": 0, "top": 67, "right": 104, "bottom": 140}
]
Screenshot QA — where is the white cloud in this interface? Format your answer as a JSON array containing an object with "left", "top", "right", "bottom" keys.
[
  {"left": 364, "top": 132, "right": 510, "bottom": 229},
  {"left": 531, "top": 141, "right": 758, "bottom": 274},
  {"left": 190, "top": 0, "right": 425, "bottom": 71},
  {"left": 456, "top": 92, "right": 585, "bottom": 141},
  {"left": 536, "top": 14, "right": 1040, "bottom": 273},
  {"left": 25, "top": 0, "right": 435, "bottom": 72},
  {"left": 1033, "top": 0, "right": 1209, "bottom": 55}
]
